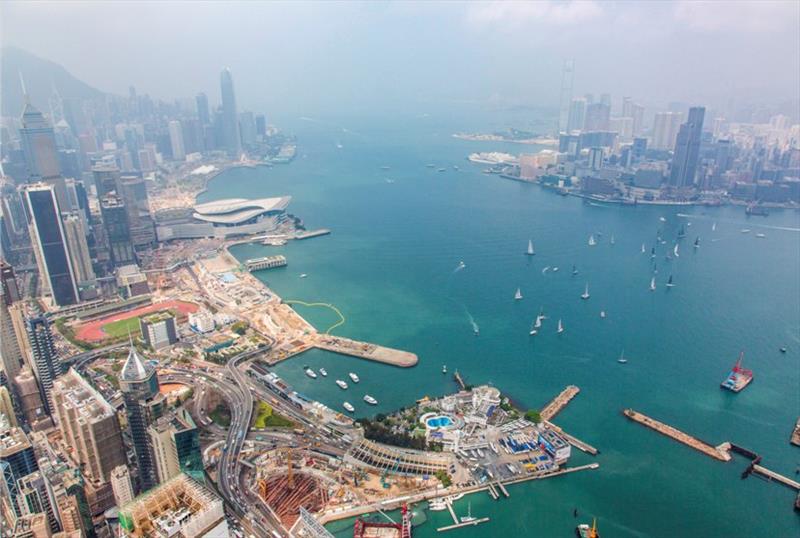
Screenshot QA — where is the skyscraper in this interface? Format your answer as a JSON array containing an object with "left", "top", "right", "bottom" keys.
[
  {"left": 148, "top": 408, "right": 202, "bottom": 485},
  {"left": 119, "top": 345, "right": 166, "bottom": 493},
  {"left": 220, "top": 68, "right": 242, "bottom": 156},
  {"left": 19, "top": 103, "right": 62, "bottom": 180},
  {"left": 51, "top": 369, "right": 127, "bottom": 484},
  {"left": 23, "top": 184, "right": 79, "bottom": 307},
  {"left": 195, "top": 93, "right": 210, "bottom": 126},
  {"left": 61, "top": 213, "right": 95, "bottom": 286},
  {"left": 255, "top": 114, "right": 266, "bottom": 138},
  {"left": 583, "top": 103, "right": 610, "bottom": 132},
  {"left": 652, "top": 112, "right": 684, "bottom": 150},
  {"left": 566, "top": 98, "right": 587, "bottom": 132},
  {"left": 26, "top": 316, "right": 62, "bottom": 417},
  {"left": 0, "top": 414, "right": 39, "bottom": 519},
  {"left": 100, "top": 194, "right": 136, "bottom": 267},
  {"left": 167, "top": 120, "right": 185, "bottom": 161},
  {"left": 669, "top": 107, "right": 705, "bottom": 188}
]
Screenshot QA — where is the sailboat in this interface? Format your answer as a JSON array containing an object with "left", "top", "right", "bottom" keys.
[
  {"left": 557, "top": 319, "right": 564, "bottom": 334},
  {"left": 649, "top": 276, "right": 656, "bottom": 291},
  {"left": 694, "top": 237, "right": 700, "bottom": 248},
  {"left": 514, "top": 288, "right": 523, "bottom": 300},
  {"left": 673, "top": 244, "right": 679, "bottom": 257},
  {"left": 653, "top": 262, "right": 658, "bottom": 274},
  {"left": 442, "top": 365, "right": 447, "bottom": 374},
  {"left": 588, "top": 234, "right": 596, "bottom": 246},
  {"left": 677, "top": 225, "right": 686, "bottom": 238},
  {"left": 581, "top": 283, "right": 590, "bottom": 300},
  {"left": 534, "top": 314, "right": 543, "bottom": 329},
  {"left": 650, "top": 246, "right": 656, "bottom": 259},
  {"left": 617, "top": 350, "right": 628, "bottom": 364},
  {"left": 600, "top": 310, "right": 606, "bottom": 318},
  {"left": 461, "top": 502, "right": 476, "bottom": 523},
  {"left": 666, "top": 275, "right": 675, "bottom": 288},
  {"left": 610, "top": 235, "right": 615, "bottom": 245},
  {"left": 712, "top": 222, "right": 717, "bottom": 232},
  {"left": 572, "top": 264, "right": 578, "bottom": 275},
  {"left": 529, "top": 321, "right": 538, "bottom": 336},
  {"left": 641, "top": 243, "right": 646, "bottom": 254},
  {"left": 526, "top": 239, "right": 535, "bottom": 256}
]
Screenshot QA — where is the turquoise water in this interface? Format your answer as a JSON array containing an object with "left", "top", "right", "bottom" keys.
[{"left": 200, "top": 112, "right": 800, "bottom": 537}]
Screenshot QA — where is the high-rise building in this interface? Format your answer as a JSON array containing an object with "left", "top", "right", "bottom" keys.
[
  {"left": 632, "top": 137, "right": 648, "bottom": 158},
  {"left": 100, "top": 194, "right": 136, "bottom": 267},
  {"left": 13, "top": 368, "right": 47, "bottom": 429},
  {"left": 669, "top": 107, "right": 705, "bottom": 188},
  {"left": 148, "top": 408, "right": 202, "bottom": 485},
  {"left": 0, "top": 296, "right": 25, "bottom": 384},
  {"left": 0, "top": 387, "right": 17, "bottom": 427},
  {"left": 10, "top": 512, "right": 51, "bottom": 537},
  {"left": 91, "top": 165, "right": 120, "bottom": 200},
  {"left": 220, "top": 68, "right": 242, "bottom": 156},
  {"left": 583, "top": 103, "right": 610, "bottom": 132},
  {"left": 566, "top": 98, "right": 586, "bottom": 132},
  {"left": 110, "top": 465, "right": 134, "bottom": 508},
  {"left": 195, "top": 93, "right": 210, "bottom": 126},
  {"left": 119, "top": 345, "right": 166, "bottom": 493},
  {"left": 23, "top": 184, "right": 79, "bottom": 307},
  {"left": 651, "top": 111, "right": 684, "bottom": 150},
  {"left": 118, "top": 174, "right": 155, "bottom": 250},
  {"left": 238, "top": 111, "right": 256, "bottom": 147},
  {"left": 60, "top": 213, "right": 94, "bottom": 286},
  {"left": 0, "top": 415, "right": 38, "bottom": 520},
  {"left": 51, "top": 369, "right": 126, "bottom": 484},
  {"left": 609, "top": 117, "right": 634, "bottom": 140},
  {"left": 1, "top": 262, "right": 21, "bottom": 304},
  {"left": 255, "top": 114, "right": 266, "bottom": 138},
  {"left": 167, "top": 121, "right": 185, "bottom": 161},
  {"left": 19, "top": 102, "right": 66, "bottom": 210},
  {"left": 25, "top": 317, "right": 62, "bottom": 417},
  {"left": 139, "top": 312, "right": 177, "bottom": 350},
  {"left": 16, "top": 471, "right": 60, "bottom": 533},
  {"left": 588, "top": 147, "right": 604, "bottom": 170}
]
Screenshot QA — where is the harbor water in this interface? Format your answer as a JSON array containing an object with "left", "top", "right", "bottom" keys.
[{"left": 200, "top": 110, "right": 800, "bottom": 537}]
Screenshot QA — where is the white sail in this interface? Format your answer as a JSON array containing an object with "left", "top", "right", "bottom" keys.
[
  {"left": 650, "top": 277, "right": 656, "bottom": 291},
  {"left": 534, "top": 315, "right": 542, "bottom": 329},
  {"left": 514, "top": 287, "right": 523, "bottom": 300},
  {"left": 581, "top": 283, "right": 590, "bottom": 299},
  {"left": 527, "top": 239, "right": 534, "bottom": 255},
  {"left": 673, "top": 244, "right": 679, "bottom": 257},
  {"left": 588, "top": 234, "right": 596, "bottom": 246},
  {"left": 712, "top": 222, "right": 717, "bottom": 232},
  {"left": 557, "top": 319, "right": 564, "bottom": 333},
  {"left": 641, "top": 243, "right": 645, "bottom": 253}
]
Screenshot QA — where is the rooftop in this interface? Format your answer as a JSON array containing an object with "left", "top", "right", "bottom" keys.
[
  {"left": 192, "top": 196, "right": 290, "bottom": 225},
  {"left": 120, "top": 345, "right": 153, "bottom": 382}
]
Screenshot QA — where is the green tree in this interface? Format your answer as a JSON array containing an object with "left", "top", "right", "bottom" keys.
[{"left": 525, "top": 409, "right": 542, "bottom": 424}]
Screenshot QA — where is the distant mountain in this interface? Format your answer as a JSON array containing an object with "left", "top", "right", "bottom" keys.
[{"left": 1, "top": 47, "right": 106, "bottom": 118}]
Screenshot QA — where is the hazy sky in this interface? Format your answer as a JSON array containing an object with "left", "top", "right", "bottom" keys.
[{"left": 2, "top": 1, "right": 799, "bottom": 116}]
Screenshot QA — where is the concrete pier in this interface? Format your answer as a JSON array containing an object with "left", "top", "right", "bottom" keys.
[
  {"left": 437, "top": 498, "right": 490, "bottom": 533},
  {"left": 752, "top": 465, "right": 800, "bottom": 490},
  {"left": 541, "top": 385, "right": 580, "bottom": 421},
  {"left": 623, "top": 409, "right": 731, "bottom": 462},
  {"left": 546, "top": 422, "right": 599, "bottom": 455},
  {"left": 315, "top": 335, "right": 418, "bottom": 367},
  {"left": 496, "top": 481, "right": 510, "bottom": 498}
]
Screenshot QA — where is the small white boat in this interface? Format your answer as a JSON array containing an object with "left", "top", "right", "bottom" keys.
[
  {"left": 461, "top": 502, "right": 476, "bottom": 523},
  {"left": 428, "top": 499, "right": 447, "bottom": 512},
  {"left": 610, "top": 235, "right": 615, "bottom": 245},
  {"left": 348, "top": 372, "right": 360, "bottom": 383},
  {"left": 712, "top": 222, "right": 717, "bottom": 232},
  {"left": 673, "top": 244, "right": 679, "bottom": 257},
  {"left": 514, "top": 287, "right": 523, "bottom": 300},
  {"left": 659, "top": 216, "right": 666, "bottom": 222},
  {"left": 534, "top": 314, "right": 543, "bottom": 329},
  {"left": 305, "top": 368, "right": 318, "bottom": 379},
  {"left": 336, "top": 379, "right": 348, "bottom": 390},
  {"left": 756, "top": 233, "right": 766, "bottom": 238},
  {"left": 299, "top": 273, "right": 308, "bottom": 278},
  {"left": 489, "top": 443, "right": 499, "bottom": 455},
  {"left": 649, "top": 276, "right": 656, "bottom": 291},
  {"left": 526, "top": 239, "right": 535, "bottom": 256},
  {"left": 319, "top": 368, "right": 328, "bottom": 377},
  {"left": 572, "top": 264, "right": 578, "bottom": 275},
  {"left": 552, "top": 266, "right": 559, "bottom": 272},
  {"left": 617, "top": 350, "right": 628, "bottom": 364},
  {"left": 588, "top": 234, "right": 596, "bottom": 246},
  {"left": 442, "top": 364, "right": 447, "bottom": 374},
  {"left": 581, "top": 283, "right": 590, "bottom": 300},
  {"left": 343, "top": 402, "right": 355, "bottom": 413},
  {"left": 600, "top": 310, "right": 606, "bottom": 318},
  {"left": 741, "top": 229, "right": 751, "bottom": 234},
  {"left": 641, "top": 243, "right": 646, "bottom": 254},
  {"left": 363, "top": 395, "right": 378, "bottom": 405},
  {"left": 557, "top": 319, "right": 564, "bottom": 334},
  {"left": 542, "top": 266, "right": 550, "bottom": 275}
]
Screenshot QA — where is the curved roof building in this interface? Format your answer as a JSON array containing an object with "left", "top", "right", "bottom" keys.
[{"left": 156, "top": 196, "right": 291, "bottom": 241}]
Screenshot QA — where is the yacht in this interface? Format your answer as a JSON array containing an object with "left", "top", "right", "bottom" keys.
[
  {"left": 514, "top": 288, "right": 523, "bottom": 300},
  {"left": 442, "top": 364, "right": 447, "bottom": 374},
  {"left": 438, "top": 167, "right": 447, "bottom": 172},
  {"left": 694, "top": 237, "right": 700, "bottom": 248},
  {"left": 741, "top": 228, "right": 751, "bottom": 234},
  {"left": 756, "top": 233, "right": 766, "bottom": 238},
  {"left": 572, "top": 264, "right": 578, "bottom": 275},
  {"left": 363, "top": 395, "right": 378, "bottom": 405},
  {"left": 557, "top": 319, "right": 564, "bottom": 334},
  {"left": 534, "top": 314, "right": 543, "bottom": 329},
  {"left": 343, "top": 402, "right": 355, "bottom": 413},
  {"left": 526, "top": 239, "right": 535, "bottom": 256},
  {"left": 319, "top": 368, "right": 328, "bottom": 377},
  {"left": 348, "top": 372, "right": 360, "bottom": 383},
  {"left": 666, "top": 275, "right": 675, "bottom": 288},
  {"left": 299, "top": 273, "right": 308, "bottom": 278},
  {"left": 336, "top": 379, "right": 348, "bottom": 390},
  {"left": 428, "top": 499, "right": 447, "bottom": 512},
  {"left": 588, "top": 234, "right": 596, "bottom": 246},
  {"left": 649, "top": 277, "right": 656, "bottom": 291},
  {"left": 529, "top": 322, "right": 538, "bottom": 336},
  {"left": 641, "top": 243, "right": 646, "bottom": 254},
  {"left": 305, "top": 368, "right": 318, "bottom": 379},
  {"left": 600, "top": 310, "right": 606, "bottom": 318},
  {"left": 659, "top": 216, "right": 666, "bottom": 222},
  {"left": 581, "top": 283, "right": 590, "bottom": 300},
  {"left": 460, "top": 502, "right": 476, "bottom": 523},
  {"left": 552, "top": 266, "right": 559, "bottom": 272},
  {"left": 617, "top": 350, "right": 628, "bottom": 364}
]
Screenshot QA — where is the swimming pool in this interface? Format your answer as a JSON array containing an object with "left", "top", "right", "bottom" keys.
[{"left": 426, "top": 416, "right": 453, "bottom": 428}]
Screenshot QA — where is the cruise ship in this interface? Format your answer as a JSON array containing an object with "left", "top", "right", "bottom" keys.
[{"left": 720, "top": 352, "right": 753, "bottom": 393}]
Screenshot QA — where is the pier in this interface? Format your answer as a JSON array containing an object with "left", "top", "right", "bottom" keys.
[
  {"left": 791, "top": 418, "right": 800, "bottom": 447},
  {"left": 752, "top": 465, "right": 800, "bottom": 490},
  {"left": 453, "top": 370, "right": 466, "bottom": 390},
  {"left": 547, "top": 423, "right": 599, "bottom": 455},
  {"left": 436, "top": 498, "right": 490, "bottom": 533},
  {"left": 496, "top": 481, "right": 510, "bottom": 498},
  {"left": 295, "top": 228, "right": 331, "bottom": 240},
  {"left": 315, "top": 335, "right": 418, "bottom": 367},
  {"left": 486, "top": 483, "right": 498, "bottom": 500},
  {"left": 245, "top": 255, "right": 287, "bottom": 271},
  {"left": 541, "top": 385, "right": 580, "bottom": 421},
  {"left": 623, "top": 409, "right": 731, "bottom": 462}
]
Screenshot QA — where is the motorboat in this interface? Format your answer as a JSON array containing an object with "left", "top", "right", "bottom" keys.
[
  {"left": 319, "top": 368, "right": 328, "bottom": 377},
  {"left": 349, "top": 372, "right": 360, "bottom": 383},
  {"left": 305, "top": 368, "right": 317, "bottom": 379},
  {"left": 343, "top": 402, "right": 355, "bottom": 413},
  {"left": 336, "top": 379, "right": 348, "bottom": 390},
  {"left": 363, "top": 395, "right": 378, "bottom": 405}
]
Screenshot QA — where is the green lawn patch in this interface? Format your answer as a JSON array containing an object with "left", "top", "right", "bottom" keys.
[
  {"left": 102, "top": 316, "right": 143, "bottom": 338},
  {"left": 252, "top": 401, "right": 294, "bottom": 429}
]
